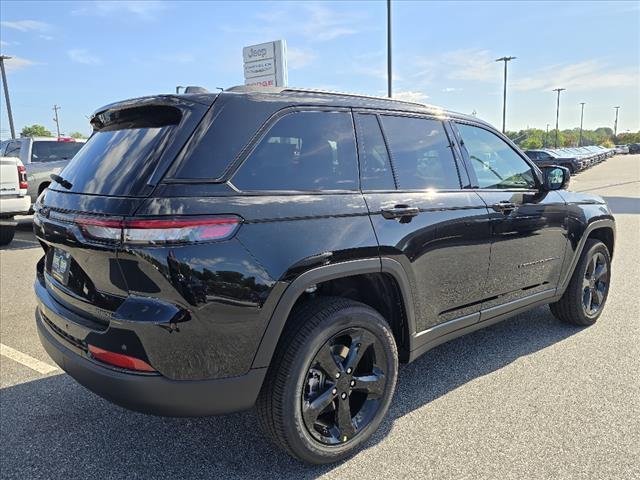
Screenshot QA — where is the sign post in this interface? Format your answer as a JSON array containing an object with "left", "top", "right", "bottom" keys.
[{"left": 243, "top": 40, "right": 288, "bottom": 88}]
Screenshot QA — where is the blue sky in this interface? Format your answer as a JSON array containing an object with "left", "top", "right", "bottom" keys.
[{"left": 1, "top": 0, "right": 638, "bottom": 139}]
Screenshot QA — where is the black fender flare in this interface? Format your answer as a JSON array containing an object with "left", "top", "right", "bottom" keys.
[
  {"left": 251, "top": 257, "right": 416, "bottom": 369},
  {"left": 557, "top": 218, "right": 615, "bottom": 294}
]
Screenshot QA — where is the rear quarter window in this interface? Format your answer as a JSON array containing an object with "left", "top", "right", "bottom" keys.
[{"left": 232, "top": 110, "right": 359, "bottom": 192}]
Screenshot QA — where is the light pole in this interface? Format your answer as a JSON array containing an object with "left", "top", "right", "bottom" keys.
[
  {"left": 579, "top": 102, "right": 586, "bottom": 147},
  {"left": 545, "top": 123, "right": 550, "bottom": 148},
  {"left": 52, "top": 104, "right": 61, "bottom": 137},
  {"left": 496, "top": 56, "right": 516, "bottom": 133},
  {"left": 614, "top": 106, "right": 620, "bottom": 138},
  {"left": 0, "top": 55, "right": 16, "bottom": 139},
  {"left": 387, "top": 0, "right": 392, "bottom": 98},
  {"left": 552, "top": 88, "right": 565, "bottom": 148}
]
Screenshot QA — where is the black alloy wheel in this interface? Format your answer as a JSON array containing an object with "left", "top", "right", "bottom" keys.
[
  {"left": 550, "top": 239, "right": 611, "bottom": 326},
  {"left": 302, "top": 328, "right": 387, "bottom": 445},
  {"left": 582, "top": 251, "right": 609, "bottom": 316},
  {"left": 256, "top": 297, "right": 398, "bottom": 464}
]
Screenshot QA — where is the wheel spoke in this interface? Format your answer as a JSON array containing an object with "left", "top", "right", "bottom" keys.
[
  {"left": 594, "top": 262, "right": 608, "bottom": 281},
  {"left": 353, "top": 369, "right": 385, "bottom": 399},
  {"left": 314, "top": 344, "right": 342, "bottom": 378},
  {"left": 344, "top": 331, "right": 376, "bottom": 373},
  {"left": 582, "top": 277, "right": 591, "bottom": 290},
  {"left": 586, "top": 256, "right": 597, "bottom": 279},
  {"left": 335, "top": 398, "right": 356, "bottom": 440},
  {"left": 583, "top": 288, "right": 593, "bottom": 310},
  {"left": 302, "top": 387, "right": 335, "bottom": 426},
  {"left": 593, "top": 287, "right": 605, "bottom": 305}
]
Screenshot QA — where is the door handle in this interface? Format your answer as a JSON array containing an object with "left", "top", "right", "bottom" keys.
[
  {"left": 381, "top": 205, "right": 420, "bottom": 220},
  {"left": 491, "top": 201, "right": 516, "bottom": 214}
]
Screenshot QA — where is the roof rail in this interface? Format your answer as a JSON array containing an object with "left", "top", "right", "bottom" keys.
[{"left": 224, "top": 85, "right": 435, "bottom": 109}]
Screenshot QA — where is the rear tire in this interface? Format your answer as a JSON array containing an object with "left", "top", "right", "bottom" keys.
[
  {"left": 550, "top": 239, "right": 611, "bottom": 326},
  {"left": 256, "top": 297, "right": 398, "bottom": 464},
  {"left": 0, "top": 224, "right": 16, "bottom": 246}
]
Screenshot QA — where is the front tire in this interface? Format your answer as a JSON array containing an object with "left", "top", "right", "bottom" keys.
[
  {"left": 550, "top": 239, "right": 611, "bottom": 326},
  {"left": 256, "top": 297, "right": 398, "bottom": 464}
]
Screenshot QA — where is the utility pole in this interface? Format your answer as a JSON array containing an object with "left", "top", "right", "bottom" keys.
[
  {"left": 495, "top": 56, "right": 516, "bottom": 133},
  {"left": 387, "top": 0, "right": 392, "bottom": 98},
  {"left": 52, "top": 104, "right": 61, "bottom": 137},
  {"left": 545, "top": 123, "right": 550, "bottom": 148},
  {"left": 613, "top": 106, "right": 620, "bottom": 138},
  {"left": 552, "top": 88, "right": 565, "bottom": 148},
  {"left": 0, "top": 55, "right": 17, "bottom": 139},
  {"left": 579, "top": 102, "right": 586, "bottom": 147}
]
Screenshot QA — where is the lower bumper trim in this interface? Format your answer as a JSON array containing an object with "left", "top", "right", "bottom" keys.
[{"left": 37, "top": 308, "right": 266, "bottom": 417}]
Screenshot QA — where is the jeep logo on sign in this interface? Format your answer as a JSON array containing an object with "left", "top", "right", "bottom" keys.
[{"left": 247, "top": 47, "right": 268, "bottom": 59}]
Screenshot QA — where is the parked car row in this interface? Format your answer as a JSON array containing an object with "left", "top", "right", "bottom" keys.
[{"left": 524, "top": 145, "right": 615, "bottom": 174}]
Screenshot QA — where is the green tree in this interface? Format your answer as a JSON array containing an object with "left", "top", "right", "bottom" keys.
[
  {"left": 69, "top": 131, "right": 87, "bottom": 139},
  {"left": 20, "top": 124, "right": 52, "bottom": 138}
]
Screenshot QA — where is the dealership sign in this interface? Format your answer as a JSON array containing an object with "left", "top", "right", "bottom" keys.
[{"left": 243, "top": 40, "right": 288, "bottom": 88}]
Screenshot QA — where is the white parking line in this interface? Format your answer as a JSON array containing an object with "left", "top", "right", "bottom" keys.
[{"left": 0, "top": 344, "right": 60, "bottom": 375}]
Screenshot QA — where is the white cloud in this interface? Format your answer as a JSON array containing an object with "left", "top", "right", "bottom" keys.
[
  {"left": 0, "top": 20, "right": 51, "bottom": 32},
  {"left": 39, "top": 35, "right": 54, "bottom": 41},
  {"left": 2, "top": 56, "right": 35, "bottom": 71},
  {"left": 442, "top": 87, "right": 461, "bottom": 93},
  {"left": 394, "top": 91, "right": 429, "bottom": 103},
  {"left": 287, "top": 47, "right": 316, "bottom": 70},
  {"left": 72, "top": 1, "right": 167, "bottom": 20},
  {"left": 67, "top": 49, "right": 102, "bottom": 66},
  {"left": 511, "top": 60, "right": 639, "bottom": 92}
]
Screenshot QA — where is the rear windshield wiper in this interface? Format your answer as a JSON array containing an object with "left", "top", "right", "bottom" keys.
[{"left": 50, "top": 174, "right": 73, "bottom": 190}]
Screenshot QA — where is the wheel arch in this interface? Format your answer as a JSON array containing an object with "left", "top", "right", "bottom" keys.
[
  {"left": 251, "top": 258, "right": 416, "bottom": 369},
  {"left": 558, "top": 218, "right": 615, "bottom": 294}
]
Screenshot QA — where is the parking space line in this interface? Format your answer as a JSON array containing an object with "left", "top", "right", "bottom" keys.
[{"left": 0, "top": 344, "right": 61, "bottom": 375}]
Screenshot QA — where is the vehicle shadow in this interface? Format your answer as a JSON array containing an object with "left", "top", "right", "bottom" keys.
[
  {"left": 602, "top": 196, "right": 640, "bottom": 215},
  {"left": 0, "top": 306, "right": 580, "bottom": 480}
]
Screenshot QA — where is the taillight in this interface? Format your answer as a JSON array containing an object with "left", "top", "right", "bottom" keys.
[
  {"left": 72, "top": 215, "right": 242, "bottom": 245},
  {"left": 17, "top": 165, "right": 28, "bottom": 190},
  {"left": 88, "top": 344, "right": 155, "bottom": 372}
]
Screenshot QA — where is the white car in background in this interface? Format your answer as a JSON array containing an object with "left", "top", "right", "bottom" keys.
[
  {"left": 0, "top": 137, "right": 86, "bottom": 205},
  {"left": 614, "top": 145, "right": 629, "bottom": 154},
  {"left": 0, "top": 156, "right": 30, "bottom": 245}
]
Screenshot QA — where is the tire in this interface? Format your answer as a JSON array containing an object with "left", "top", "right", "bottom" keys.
[
  {"left": 550, "top": 239, "right": 611, "bottom": 326},
  {"left": 256, "top": 296, "right": 398, "bottom": 464},
  {"left": 0, "top": 224, "right": 16, "bottom": 246}
]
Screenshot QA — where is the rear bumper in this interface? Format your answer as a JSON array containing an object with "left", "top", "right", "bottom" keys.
[
  {"left": 0, "top": 195, "right": 30, "bottom": 217},
  {"left": 36, "top": 304, "right": 267, "bottom": 417}
]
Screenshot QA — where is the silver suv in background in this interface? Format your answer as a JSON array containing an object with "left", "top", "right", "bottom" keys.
[{"left": 0, "top": 137, "right": 86, "bottom": 205}]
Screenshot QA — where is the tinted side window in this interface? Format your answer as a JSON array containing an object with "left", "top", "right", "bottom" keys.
[
  {"left": 355, "top": 114, "right": 395, "bottom": 190},
  {"left": 233, "top": 111, "right": 358, "bottom": 191},
  {"left": 456, "top": 123, "right": 536, "bottom": 189},
  {"left": 380, "top": 116, "right": 460, "bottom": 190}
]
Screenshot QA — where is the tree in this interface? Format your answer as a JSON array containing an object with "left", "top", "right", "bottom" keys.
[
  {"left": 20, "top": 124, "right": 52, "bottom": 138},
  {"left": 69, "top": 131, "right": 87, "bottom": 139}
]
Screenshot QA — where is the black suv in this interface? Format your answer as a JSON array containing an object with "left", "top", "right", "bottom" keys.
[
  {"left": 34, "top": 87, "right": 615, "bottom": 464},
  {"left": 524, "top": 149, "right": 583, "bottom": 173}
]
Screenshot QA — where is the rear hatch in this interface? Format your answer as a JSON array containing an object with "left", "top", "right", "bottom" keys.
[
  {"left": 34, "top": 94, "right": 217, "bottom": 323},
  {"left": 0, "top": 157, "right": 27, "bottom": 198}
]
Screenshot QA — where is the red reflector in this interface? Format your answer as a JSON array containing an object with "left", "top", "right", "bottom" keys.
[
  {"left": 57, "top": 137, "right": 75, "bottom": 142},
  {"left": 17, "top": 165, "right": 28, "bottom": 189},
  {"left": 88, "top": 344, "right": 156, "bottom": 372}
]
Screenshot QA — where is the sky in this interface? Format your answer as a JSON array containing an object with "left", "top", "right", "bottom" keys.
[{"left": 1, "top": 0, "right": 639, "bottom": 139}]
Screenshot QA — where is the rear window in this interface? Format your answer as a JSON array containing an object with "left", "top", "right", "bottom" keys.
[
  {"left": 58, "top": 106, "right": 182, "bottom": 196},
  {"left": 232, "top": 110, "right": 358, "bottom": 191},
  {"left": 31, "top": 141, "right": 84, "bottom": 162}
]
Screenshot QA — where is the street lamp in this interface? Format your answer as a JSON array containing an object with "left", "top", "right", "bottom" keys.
[
  {"left": 545, "top": 123, "right": 550, "bottom": 148},
  {"left": 579, "top": 102, "right": 586, "bottom": 147},
  {"left": 614, "top": 106, "right": 620, "bottom": 137},
  {"left": 387, "top": 0, "right": 392, "bottom": 98},
  {"left": 496, "top": 56, "right": 516, "bottom": 133},
  {"left": 552, "top": 88, "right": 566, "bottom": 148},
  {"left": 0, "top": 55, "right": 16, "bottom": 139}
]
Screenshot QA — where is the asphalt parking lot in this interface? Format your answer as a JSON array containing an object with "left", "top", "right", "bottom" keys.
[{"left": 1, "top": 155, "right": 639, "bottom": 479}]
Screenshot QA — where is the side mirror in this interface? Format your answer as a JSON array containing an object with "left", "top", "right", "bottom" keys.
[{"left": 541, "top": 165, "right": 570, "bottom": 191}]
